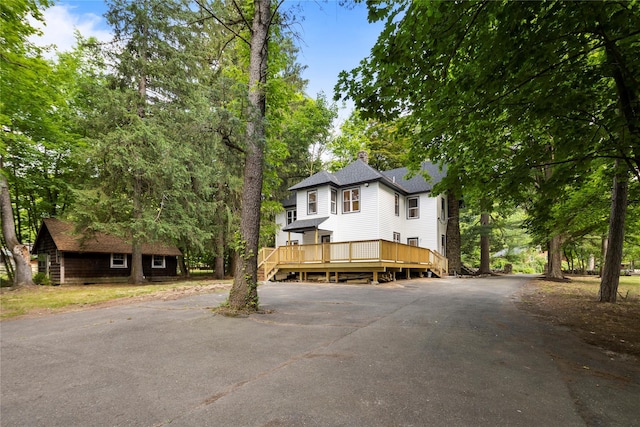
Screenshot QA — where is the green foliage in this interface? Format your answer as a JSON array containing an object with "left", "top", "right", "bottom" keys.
[
  {"left": 33, "top": 272, "right": 51, "bottom": 286},
  {"left": 337, "top": 0, "right": 640, "bottom": 274},
  {"left": 327, "top": 111, "right": 406, "bottom": 171}
]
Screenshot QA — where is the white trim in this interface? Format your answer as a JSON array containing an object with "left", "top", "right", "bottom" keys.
[
  {"left": 342, "top": 187, "right": 360, "bottom": 213},
  {"left": 110, "top": 253, "right": 128, "bottom": 268},
  {"left": 307, "top": 190, "right": 317, "bottom": 215},
  {"left": 407, "top": 196, "right": 419, "bottom": 219},
  {"left": 152, "top": 255, "right": 166, "bottom": 269}
]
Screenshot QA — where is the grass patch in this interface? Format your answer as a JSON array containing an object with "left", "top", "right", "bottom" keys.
[
  {"left": 0, "top": 279, "right": 232, "bottom": 319},
  {"left": 520, "top": 275, "right": 640, "bottom": 359}
]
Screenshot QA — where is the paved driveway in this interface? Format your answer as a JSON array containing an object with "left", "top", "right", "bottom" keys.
[{"left": 1, "top": 276, "right": 639, "bottom": 426}]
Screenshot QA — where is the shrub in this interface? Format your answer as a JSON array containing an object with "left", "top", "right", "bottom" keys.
[{"left": 33, "top": 272, "right": 52, "bottom": 286}]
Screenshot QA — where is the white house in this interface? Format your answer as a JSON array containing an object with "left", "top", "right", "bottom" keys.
[{"left": 275, "top": 154, "right": 448, "bottom": 256}]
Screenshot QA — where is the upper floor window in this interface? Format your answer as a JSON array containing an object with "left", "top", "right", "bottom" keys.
[
  {"left": 307, "top": 190, "right": 317, "bottom": 215},
  {"left": 331, "top": 189, "right": 337, "bottom": 214},
  {"left": 343, "top": 188, "right": 360, "bottom": 213},
  {"left": 407, "top": 196, "right": 419, "bottom": 219},
  {"left": 286, "top": 209, "right": 297, "bottom": 224},
  {"left": 393, "top": 232, "right": 401, "bottom": 243},
  {"left": 152, "top": 255, "right": 166, "bottom": 269},
  {"left": 441, "top": 197, "right": 446, "bottom": 221},
  {"left": 408, "top": 237, "right": 419, "bottom": 247},
  {"left": 110, "top": 253, "right": 127, "bottom": 268},
  {"left": 394, "top": 193, "right": 400, "bottom": 216}
]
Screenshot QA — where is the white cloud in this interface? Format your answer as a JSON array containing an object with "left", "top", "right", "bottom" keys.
[{"left": 29, "top": 4, "right": 112, "bottom": 57}]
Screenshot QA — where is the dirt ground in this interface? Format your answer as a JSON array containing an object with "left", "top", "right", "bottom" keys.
[{"left": 518, "top": 277, "right": 640, "bottom": 361}]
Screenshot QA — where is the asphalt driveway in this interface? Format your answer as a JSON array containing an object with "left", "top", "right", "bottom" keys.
[{"left": 1, "top": 276, "right": 639, "bottom": 426}]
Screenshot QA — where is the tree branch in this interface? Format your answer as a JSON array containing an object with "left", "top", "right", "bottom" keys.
[{"left": 194, "top": 0, "right": 251, "bottom": 47}]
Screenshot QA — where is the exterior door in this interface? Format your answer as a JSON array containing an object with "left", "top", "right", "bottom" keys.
[{"left": 321, "top": 235, "right": 331, "bottom": 262}]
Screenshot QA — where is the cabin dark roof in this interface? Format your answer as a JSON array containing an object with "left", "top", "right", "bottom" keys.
[
  {"left": 288, "top": 159, "right": 446, "bottom": 195},
  {"left": 35, "top": 218, "right": 182, "bottom": 256}
]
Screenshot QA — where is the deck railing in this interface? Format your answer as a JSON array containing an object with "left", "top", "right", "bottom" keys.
[{"left": 258, "top": 240, "right": 448, "bottom": 281}]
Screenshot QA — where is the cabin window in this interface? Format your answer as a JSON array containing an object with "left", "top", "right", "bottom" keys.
[
  {"left": 394, "top": 193, "right": 400, "bottom": 216},
  {"left": 407, "top": 196, "right": 419, "bottom": 219},
  {"left": 343, "top": 188, "right": 360, "bottom": 213},
  {"left": 331, "top": 189, "right": 337, "bottom": 214},
  {"left": 441, "top": 234, "right": 446, "bottom": 254},
  {"left": 286, "top": 209, "right": 297, "bottom": 225},
  {"left": 152, "top": 255, "right": 166, "bottom": 269},
  {"left": 393, "top": 232, "right": 401, "bottom": 243},
  {"left": 408, "top": 237, "right": 419, "bottom": 247},
  {"left": 287, "top": 240, "right": 299, "bottom": 245},
  {"left": 441, "top": 197, "right": 446, "bottom": 221},
  {"left": 307, "top": 190, "right": 317, "bottom": 215},
  {"left": 110, "top": 253, "right": 128, "bottom": 268}
]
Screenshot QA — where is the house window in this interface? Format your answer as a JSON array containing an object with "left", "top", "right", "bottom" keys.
[
  {"left": 343, "top": 188, "right": 360, "bottom": 213},
  {"left": 408, "top": 237, "right": 419, "bottom": 247},
  {"left": 307, "top": 190, "right": 317, "bottom": 215},
  {"left": 286, "top": 209, "right": 297, "bottom": 225},
  {"left": 152, "top": 255, "right": 166, "bottom": 269},
  {"left": 287, "top": 240, "right": 299, "bottom": 245},
  {"left": 331, "top": 189, "right": 337, "bottom": 214},
  {"left": 393, "top": 232, "right": 401, "bottom": 243},
  {"left": 394, "top": 193, "right": 400, "bottom": 216},
  {"left": 407, "top": 196, "right": 419, "bottom": 219},
  {"left": 110, "top": 253, "right": 128, "bottom": 268},
  {"left": 441, "top": 197, "right": 446, "bottom": 221}
]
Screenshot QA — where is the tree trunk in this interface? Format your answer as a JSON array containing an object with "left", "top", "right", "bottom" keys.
[
  {"left": 547, "top": 234, "right": 564, "bottom": 279},
  {"left": 0, "top": 168, "right": 34, "bottom": 287},
  {"left": 213, "top": 227, "right": 225, "bottom": 280},
  {"left": 478, "top": 212, "right": 491, "bottom": 274},
  {"left": 129, "top": 241, "right": 144, "bottom": 284},
  {"left": 228, "top": 0, "right": 270, "bottom": 311},
  {"left": 599, "top": 165, "right": 628, "bottom": 303},
  {"left": 129, "top": 176, "right": 145, "bottom": 284},
  {"left": 445, "top": 191, "right": 461, "bottom": 275}
]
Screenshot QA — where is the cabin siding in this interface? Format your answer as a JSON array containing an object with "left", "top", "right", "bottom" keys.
[{"left": 33, "top": 219, "right": 181, "bottom": 284}]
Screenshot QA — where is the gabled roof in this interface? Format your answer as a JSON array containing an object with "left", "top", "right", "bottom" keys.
[
  {"left": 35, "top": 218, "right": 182, "bottom": 256},
  {"left": 288, "top": 159, "right": 446, "bottom": 195}
]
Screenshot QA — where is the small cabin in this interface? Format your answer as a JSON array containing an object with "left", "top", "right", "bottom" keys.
[{"left": 33, "top": 218, "right": 182, "bottom": 284}]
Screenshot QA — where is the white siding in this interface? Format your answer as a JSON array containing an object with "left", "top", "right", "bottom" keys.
[{"left": 275, "top": 183, "right": 446, "bottom": 254}]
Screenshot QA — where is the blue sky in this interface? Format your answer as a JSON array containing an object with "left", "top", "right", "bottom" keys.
[{"left": 35, "top": 1, "right": 384, "bottom": 123}]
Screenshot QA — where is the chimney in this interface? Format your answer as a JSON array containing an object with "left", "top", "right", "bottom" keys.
[{"left": 357, "top": 151, "right": 369, "bottom": 164}]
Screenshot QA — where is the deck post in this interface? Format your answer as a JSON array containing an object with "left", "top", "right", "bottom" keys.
[
  {"left": 325, "top": 271, "right": 330, "bottom": 282},
  {"left": 373, "top": 271, "right": 378, "bottom": 284},
  {"left": 406, "top": 268, "right": 410, "bottom": 279}
]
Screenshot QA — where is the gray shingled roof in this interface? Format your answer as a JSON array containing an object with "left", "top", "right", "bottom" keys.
[
  {"left": 381, "top": 162, "right": 447, "bottom": 193},
  {"left": 282, "top": 217, "right": 329, "bottom": 233},
  {"left": 281, "top": 192, "right": 297, "bottom": 208},
  {"left": 287, "top": 159, "right": 446, "bottom": 195},
  {"left": 289, "top": 170, "right": 340, "bottom": 191}
]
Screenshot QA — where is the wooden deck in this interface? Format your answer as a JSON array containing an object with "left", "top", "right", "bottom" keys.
[{"left": 258, "top": 240, "right": 448, "bottom": 283}]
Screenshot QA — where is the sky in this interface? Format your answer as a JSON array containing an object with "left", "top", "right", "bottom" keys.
[{"left": 32, "top": 1, "right": 385, "bottom": 124}]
